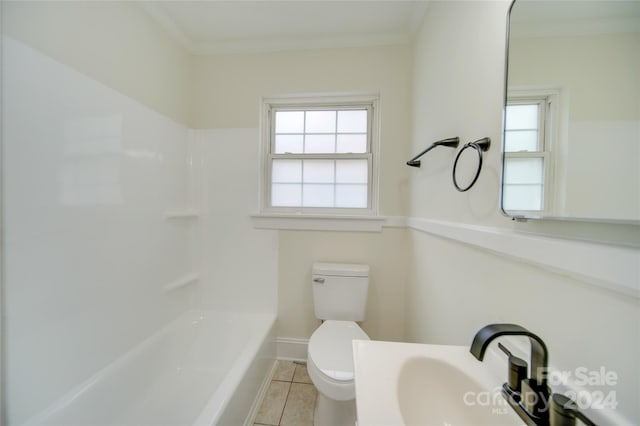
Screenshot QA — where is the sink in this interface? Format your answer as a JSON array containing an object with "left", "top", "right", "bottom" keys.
[
  {"left": 353, "top": 340, "right": 524, "bottom": 426},
  {"left": 397, "top": 357, "right": 517, "bottom": 425}
]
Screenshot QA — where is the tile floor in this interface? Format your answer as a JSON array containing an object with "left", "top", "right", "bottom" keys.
[{"left": 254, "top": 361, "right": 318, "bottom": 426}]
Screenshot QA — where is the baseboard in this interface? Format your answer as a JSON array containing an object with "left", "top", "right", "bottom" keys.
[
  {"left": 244, "top": 340, "right": 308, "bottom": 425},
  {"left": 276, "top": 337, "right": 309, "bottom": 362}
]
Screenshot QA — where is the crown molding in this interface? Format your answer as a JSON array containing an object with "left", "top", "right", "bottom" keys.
[
  {"left": 139, "top": 1, "right": 195, "bottom": 52},
  {"left": 140, "top": 1, "right": 419, "bottom": 55}
]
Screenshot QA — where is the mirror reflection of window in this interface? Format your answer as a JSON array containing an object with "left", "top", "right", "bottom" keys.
[
  {"left": 503, "top": 93, "right": 555, "bottom": 213},
  {"left": 502, "top": 0, "right": 640, "bottom": 223}
]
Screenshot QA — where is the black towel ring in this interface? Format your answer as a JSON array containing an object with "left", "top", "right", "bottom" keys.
[{"left": 452, "top": 137, "right": 491, "bottom": 192}]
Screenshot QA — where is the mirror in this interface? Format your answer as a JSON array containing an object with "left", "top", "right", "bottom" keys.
[{"left": 501, "top": 0, "right": 640, "bottom": 224}]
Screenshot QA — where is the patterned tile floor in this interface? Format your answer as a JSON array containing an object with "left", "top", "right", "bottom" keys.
[{"left": 254, "top": 361, "right": 318, "bottom": 426}]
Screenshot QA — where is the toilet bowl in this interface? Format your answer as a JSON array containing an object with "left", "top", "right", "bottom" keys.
[{"left": 307, "top": 320, "right": 369, "bottom": 426}]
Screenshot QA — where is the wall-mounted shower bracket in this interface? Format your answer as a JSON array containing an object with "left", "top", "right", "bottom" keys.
[{"left": 406, "top": 137, "right": 459, "bottom": 168}]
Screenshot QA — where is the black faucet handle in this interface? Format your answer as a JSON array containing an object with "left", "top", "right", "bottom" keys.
[
  {"left": 498, "top": 343, "right": 528, "bottom": 393},
  {"left": 498, "top": 342, "right": 514, "bottom": 357}
]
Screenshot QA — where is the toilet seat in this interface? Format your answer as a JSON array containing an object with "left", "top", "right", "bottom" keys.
[{"left": 307, "top": 320, "right": 369, "bottom": 401}]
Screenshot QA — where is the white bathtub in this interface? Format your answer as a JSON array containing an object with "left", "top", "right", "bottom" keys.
[{"left": 27, "top": 310, "right": 277, "bottom": 426}]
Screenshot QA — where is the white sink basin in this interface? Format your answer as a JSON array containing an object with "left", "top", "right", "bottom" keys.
[{"left": 353, "top": 340, "right": 524, "bottom": 426}]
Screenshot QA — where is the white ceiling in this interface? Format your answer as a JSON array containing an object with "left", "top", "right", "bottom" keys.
[{"left": 140, "top": 0, "right": 430, "bottom": 54}]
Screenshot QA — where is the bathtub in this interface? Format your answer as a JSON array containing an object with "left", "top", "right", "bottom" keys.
[{"left": 26, "top": 310, "right": 277, "bottom": 426}]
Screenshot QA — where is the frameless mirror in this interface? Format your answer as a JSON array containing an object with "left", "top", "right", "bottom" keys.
[{"left": 501, "top": 0, "right": 640, "bottom": 224}]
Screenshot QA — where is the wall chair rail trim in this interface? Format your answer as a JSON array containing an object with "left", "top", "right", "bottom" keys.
[{"left": 406, "top": 217, "right": 640, "bottom": 299}]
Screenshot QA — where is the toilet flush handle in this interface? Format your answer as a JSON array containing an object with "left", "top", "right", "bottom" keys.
[{"left": 313, "top": 277, "right": 325, "bottom": 284}]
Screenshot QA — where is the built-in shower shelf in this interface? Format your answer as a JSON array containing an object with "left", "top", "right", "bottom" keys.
[
  {"left": 164, "top": 209, "right": 199, "bottom": 219},
  {"left": 164, "top": 274, "right": 199, "bottom": 292}
]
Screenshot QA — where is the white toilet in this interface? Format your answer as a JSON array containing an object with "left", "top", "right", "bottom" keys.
[{"left": 307, "top": 262, "right": 370, "bottom": 426}]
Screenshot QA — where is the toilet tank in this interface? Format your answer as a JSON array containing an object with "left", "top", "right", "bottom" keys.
[{"left": 312, "top": 262, "right": 370, "bottom": 321}]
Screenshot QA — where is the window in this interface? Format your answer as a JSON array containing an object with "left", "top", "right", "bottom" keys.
[
  {"left": 260, "top": 95, "right": 379, "bottom": 216},
  {"left": 502, "top": 92, "right": 556, "bottom": 213}
]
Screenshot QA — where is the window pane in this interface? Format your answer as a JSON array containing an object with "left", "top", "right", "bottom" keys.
[
  {"left": 503, "top": 184, "right": 543, "bottom": 211},
  {"left": 268, "top": 103, "right": 373, "bottom": 211},
  {"left": 336, "top": 134, "right": 367, "bottom": 153},
  {"left": 275, "top": 111, "right": 304, "bottom": 134},
  {"left": 505, "top": 130, "right": 539, "bottom": 152},
  {"left": 272, "top": 183, "right": 301, "bottom": 206},
  {"left": 305, "top": 135, "right": 336, "bottom": 153},
  {"left": 337, "top": 110, "right": 367, "bottom": 133},
  {"left": 504, "top": 157, "right": 544, "bottom": 184},
  {"left": 336, "top": 160, "right": 368, "bottom": 184},
  {"left": 303, "top": 160, "right": 335, "bottom": 183},
  {"left": 272, "top": 160, "right": 302, "bottom": 183},
  {"left": 336, "top": 184, "right": 368, "bottom": 208},
  {"left": 303, "top": 184, "right": 334, "bottom": 207},
  {"left": 305, "top": 111, "right": 336, "bottom": 133},
  {"left": 506, "top": 104, "right": 538, "bottom": 130},
  {"left": 275, "top": 135, "right": 303, "bottom": 153}
]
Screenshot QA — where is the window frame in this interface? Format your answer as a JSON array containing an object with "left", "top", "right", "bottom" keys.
[
  {"left": 259, "top": 94, "right": 380, "bottom": 217},
  {"left": 503, "top": 89, "right": 559, "bottom": 216}
]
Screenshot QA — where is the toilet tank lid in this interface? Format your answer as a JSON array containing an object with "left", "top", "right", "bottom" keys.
[{"left": 312, "top": 262, "right": 369, "bottom": 277}]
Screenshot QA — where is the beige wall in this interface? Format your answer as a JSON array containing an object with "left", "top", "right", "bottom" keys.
[
  {"left": 407, "top": 1, "right": 639, "bottom": 423},
  {"left": 192, "top": 45, "right": 413, "bottom": 342},
  {"left": 192, "top": 45, "right": 412, "bottom": 216},
  {"left": 409, "top": 1, "right": 506, "bottom": 225},
  {"left": 278, "top": 229, "right": 407, "bottom": 342},
  {"left": 2, "top": 1, "right": 193, "bottom": 126},
  {"left": 510, "top": 33, "right": 639, "bottom": 121}
]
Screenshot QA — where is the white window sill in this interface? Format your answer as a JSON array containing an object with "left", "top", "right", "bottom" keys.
[{"left": 250, "top": 213, "right": 405, "bottom": 232}]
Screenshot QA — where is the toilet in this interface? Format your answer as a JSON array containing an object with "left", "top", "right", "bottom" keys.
[{"left": 307, "top": 262, "right": 370, "bottom": 426}]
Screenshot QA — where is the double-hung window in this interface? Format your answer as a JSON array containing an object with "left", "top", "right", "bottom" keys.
[
  {"left": 261, "top": 95, "right": 378, "bottom": 216},
  {"left": 502, "top": 92, "right": 556, "bottom": 213}
]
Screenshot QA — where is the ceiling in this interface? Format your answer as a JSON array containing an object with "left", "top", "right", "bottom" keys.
[{"left": 140, "top": 0, "right": 430, "bottom": 54}]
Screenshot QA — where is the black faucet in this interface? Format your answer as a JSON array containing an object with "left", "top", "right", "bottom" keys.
[
  {"left": 470, "top": 324, "right": 550, "bottom": 426},
  {"left": 550, "top": 394, "right": 598, "bottom": 426}
]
